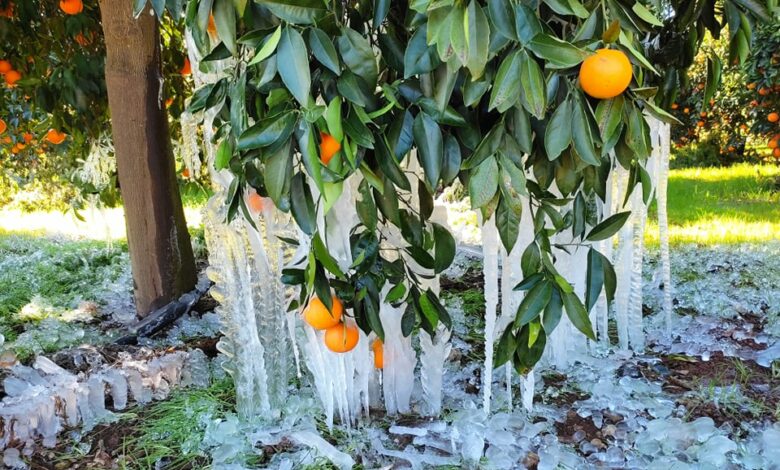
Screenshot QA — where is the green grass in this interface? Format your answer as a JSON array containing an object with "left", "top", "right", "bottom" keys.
[
  {"left": 0, "top": 232, "right": 129, "bottom": 340},
  {"left": 647, "top": 163, "right": 780, "bottom": 245}
]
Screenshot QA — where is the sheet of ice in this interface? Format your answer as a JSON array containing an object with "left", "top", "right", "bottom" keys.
[{"left": 289, "top": 430, "right": 355, "bottom": 470}]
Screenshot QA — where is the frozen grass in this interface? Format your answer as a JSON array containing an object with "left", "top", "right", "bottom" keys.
[
  {"left": 0, "top": 232, "right": 129, "bottom": 341},
  {"left": 647, "top": 163, "right": 780, "bottom": 246}
]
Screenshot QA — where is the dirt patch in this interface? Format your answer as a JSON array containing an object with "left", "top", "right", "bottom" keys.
[
  {"left": 538, "top": 372, "right": 591, "bottom": 407},
  {"left": 441, "top": 267, "right": 484, "bottom": 293}
]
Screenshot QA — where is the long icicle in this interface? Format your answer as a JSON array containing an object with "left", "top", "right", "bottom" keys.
[
  {"left": 481, "top": 215, "right": 499, "bottom": 416},
  {"left": 657, "top": 121, "right": 674, "bottom": 336}
]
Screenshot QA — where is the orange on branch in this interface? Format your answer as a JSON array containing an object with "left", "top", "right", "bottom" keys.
[
  {"left": 165, "top": 97, "right": 174, "bottom": 108},
  {"left": 684, "top": 107, "right": 690, "bottom": 114},
  {"left": 0, "top": 119, "right": 5, "bottom": 134},
  {"left": 181, "top": 168, "right": 190, "bottom": 178},
  {"left": 180, "top": 57, "right": 191, "bottom": 76},
  {"left": 578, "top": 49, "right": 633, "bottom": 99},
  {"left": 208, "top": 14, "right": 217, "bottom": 34},
  {"left": 45, "top": 129, "right": 67, "bottom": 145},
  {"left": 22, "top": 132, "right": 32, "bottom": 143},
  {"left": 768, "top": 112, "right": 779, "bottom": 123},
  {"left": 303, "top": 296, "right": 343, "bottom": 330},
  {"left": 747, "top": 82, "right": 757, "bottom": 90},
  {"left": 4, "top": 70, "right": 20, "bottom": 87},
  {"left": 59, "top": 0, "right": 83, "bottom": 15},
  {"left": 372, "top": 339, "right": 384, "bottom": 369},
  {"left": 774, "top": 147, "right": 780, "bottom": 158},
  {"left": 246, "top": 191, "right": 266, "bottom": 213},
  {"left": 671, "top": 103, "right": 679, "bottom": 109},
  {"left": 324, "top": 321, "right": 359, "bottom": 353},
  {"left": 699, "top": 112, "right": 707, "bottom": 118},
  {"left": 0, "top": 2, "right": 13, "bottom": 18},
  {"left": 696, "top": 121, "right": 705, "bottom": 128},
  {"left": 758, "top": 88, "right": 771, "bottom": 96},
  {"left": 769, "top": 139, "right": 778, "bottom": 149},
  {"left": 0, "top": 60, "right": 11, "bottom": 74},
  {"left": 319, "top": 132, "right": 341, "bottom": 165}
]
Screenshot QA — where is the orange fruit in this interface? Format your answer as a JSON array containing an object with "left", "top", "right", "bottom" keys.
[
  {"left": 671, "top": 103, "right": 678, "bottom": 110},
  {"left": 59, "top": 0, "right": 83, "bottom": 15},
  {"left": 165, "top": 97, "right": 174, "bottom": 108},
  {"left": 45, "top": 129, "right": 67, "bottom": 145},
  {"left": 16, "top": 141, "right": 25, "bottom": 150},
  {"left": 727, "top": 146, "right": 735, "bottom": 152},
  {"left": 747, "top": 82, "right": 757, "bottom": 90},
  {"left": 180, "top": 57, "right": 191, "bottom": 76},
  {"left": 4, "top": 69, "right": 20, "bottom": 86},
  {"left": 303, "top": 296, "right": 343, "bottom": 330},
  {"left": 22, "top": 132, "right": 32, "bottom": 143},
  {"left": 11, "top": 144, "right": 19, "bottom": 154},
  {"left": 758, "top": 87, "right": 771, "bottom": 96},
  {"left": 769, "top": 140, "right": 778, "bottom": 149},
  {"left": 684, "top": 108, "right": 690, "bottom": 114},
  {"left": 768, "top": 112, "right": 779, "bottom": 123},
  {"left": 181, "top": 168, "right": 190, "bottom": 178},
  {"left": 774, "top": 147, "right": 780, "bottom": 158},
  {"left": 0, "top": 60, "right": 11, "bottom": 74},
  {"left": 246, "top": 191, "right": 266, "bottom": 213},
  {"left": 750, "top": 100, "right": 759, "bottom": 107},
  {"left": 2, "top": 136, "right": 10, "bottom": 144},
  {"left": 324, "top": 321, "right": 359, "bottom": 353},
  {"left": 0, "top": 2, "right": 13, "bottom": 18},
  {"left": 0, "top": 119, "right": 5, "bottom": 134},
  {"left": 75, "top": 32, "right": 91, "bottom": 46},
  {"left": 207, "top": 14, "right": 217, "bottom": 34},
  {"left": 699, "top": 112, "right": 707, "bottom": 118},
  {"left": 372, "top": 339, "right": 384, "bottom": 369},
  {"left": 740, "top": 124, "right": 748, "bottom": 131},
  {"left": 578, "top": 49, "right": 632, "bottom": 99},
  {"left": 319, "top": 132, "right": 341, "bottom": 165},
  {"left": 696, "top": 121, "right": 705, "bottom": 127},
  {"left": 697, "top": 83, "right": 705, "bottom": 90}
]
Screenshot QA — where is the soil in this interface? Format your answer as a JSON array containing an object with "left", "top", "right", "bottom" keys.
[{"left": 441, "top": 267, "right": 484, "bottom": 292}]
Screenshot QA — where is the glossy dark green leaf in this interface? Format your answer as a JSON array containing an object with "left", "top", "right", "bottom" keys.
[
  {"left": 433, "top": 223, "right": 456, "bottom": 274},
  {"left": 562, "top": 291, "right": 595, "bottom": 340},
  {"left": 526, "top": 34, "right": 590, "bottom": 68},
  {"left": 514, "top": 4, "right": 542, "bottom": 45},
  {"left": 308, "top": 28, "right": 340, "bottom": 75},
  {"left": 258, "top": 0, "right": 327, "bottom": 24},
  {"left": 237, "top": 111, "right": 296, "bottom": 150},
  {"left": 215, "top": 138, "right": 233, "bottom": 170},
  {"left": 313, "top": 233, "right": 347, "bottom": 280},
  {"left": 277, "top": 27, "right": 311, "bottom": 106},
  {"left": 520, "top": 242, "right": 541, "bottom": 277},
  {"left": 585, "top": 248, "right": 604, "bottom": 312},
  {"left": 290, "top": 172, "right": 316, "bottom": 235},
  {"left": 465, "top": 0, "right": 490, "bottom": 78},
  {"left": 401, "top": 303, "right": 416, "bottom": 336},
  {"left": 494, "top": 327, "right": 518, "bottom": 367},
  {"left": 338, "top": 28, "right": 378, "bottom": 87},
  {"left": 441, "top": 134, "right": 462, "bottom": 185},
  {"left": 356, "top": 179, "right": 377, "bottom": 231},
  {"left": 488, "top": 0, "right": 517, "bottom": 40},
  {"left": 514, "top": 280, "right": 553, "bottom": 327},
  {"left": 595, "top": 95, "right": 624, "bottom": 146},
  {"left": 385, "top": 283, "right": 407, "bottom": 304},
  {"left": 586, "top": 211, "right": 630, "bottom": 241},
  {"left": 542, "top": 288, "right": 563, "bottom": 333},
  {"left": 468, "top": 157, "right": 499, "bottom": 209},
  {"left": 313, "top": 264, "right": 332, "bottom": 312},
  {"left": 519, "top": 51, "right": 547, "bottom": 119},
  {"left": 404, "top": 26, "right": 440, "bottom": 78},
  {"left": 489, "top": 50, "right": 522, "bottom": 112},
  {"left": 495, "top": 194, "right": 521, "bottom": 252},
  {"left": 544, "top": 98, "right": 572, "bottom": 161},
  {"left": 213, "top": 0, "right": 237, "bottom": 54},
  {"left": 375, "top": 137, "right": 411, "bottom": 191},
  {"left": 413, "top": 113, "right": 444, "bottom": 190},
  {"left": 373, "top": 0, "right": 391, "bottom": 27},
  {"left": 462, "top": 123, "right": 504, "bottom": 169},
  {"left": 264, "top": 139, "right": 292, "bottom": 207},
  {"left": 571, "top": 98, "right": 601, "bottom": 166}
]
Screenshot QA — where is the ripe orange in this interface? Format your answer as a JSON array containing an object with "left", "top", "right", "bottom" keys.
[
  {"left": 769, "top": 139, "right": 778, "bottom": 149},
  {"left": 372, "top": 339, "right": 384, "bottom": 369},
  {"left": 0, "top": 2, "right": 13, "bottom": 18},
  {"left": 747, "top": 82, "right": 757, "bottom": 90},
  {"left": 180, "top": 57, "right": 191, "bottom": 76},
  {"left": 758, "top": 87, "right": 771, "bottom": 96},
  {"left": 774, "top": 147, "right": 780, "bottom": 158},
  {"left": 727, "top": 146, "right": 736, "bottom": 152},
  {"left": 16, "top": 141, "right": 25, "bottom": 150},
  {"left": 768, "top": 112, "right": 779, "bottom": 123},
  {"left": 319, "top": 132, "right": 341, "bottom": 165},
  {"left": 59, "top": 0, "right": 83, "bottom": 15},
  {"left": 740, "top": 124, "right": 748, "bottom": 131},
  {"left": 4, "top": 69, "right": 20, "bottom": 87},
  {"left": 684, "top": 108, "right": 690, "bottom": 114},
  {"left": 11, "top": 144, "right": 19, "bottom": 154},
  {"left": 2, "top": 136, "right": 10, "bottom": 144},
  {"left": 699, "top": 112, "right": 707, "bottom": 118},
  {"left": 0, "top": 119, "right": 5, "bottom": 134},
  {"left": 45, "top": 129, "right": 67, "bottom": 145},
  {"left": 696, "top": 121, "right": 705, "bottom": 127},
  {"left": 579, "top": 49, "right": 632, "bottom": 99},
  {"left": 671, "top": 103, "right": 679, "bottom": 110},
  {"left": 324, "top": 321, "right": 359, "bottom": 353},
  {"left": 697, "top": 83, "right": 705, "bottom": 91},
  {"left": 165, "top": 97, "right": 174, "bottom": 108},
  {"left": 22, "top": 132, "right": 32, "bottom": 143},
  {"left": 0, "top": 60, "right": 11, "bottom": 74},
  {"left": 303, "top": 295, "right": 343, "bottom": 330},
  {"left": 246, "top": 191, "right": 266, "bottom": 213},
  {"left": 181, "top": 168, "right": 190, "bottom": 178}
]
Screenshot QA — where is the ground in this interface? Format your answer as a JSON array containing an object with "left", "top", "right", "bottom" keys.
[{"left": 0, "top": 164, "right": 778, "bottom": 469}]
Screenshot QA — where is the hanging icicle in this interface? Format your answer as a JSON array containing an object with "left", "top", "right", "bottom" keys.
[
  {"left": 656, "top": 120, "right": 674, "bottom": 336},
  {"left": 480, "top": 215, "right": 499, "bottom": 416}
]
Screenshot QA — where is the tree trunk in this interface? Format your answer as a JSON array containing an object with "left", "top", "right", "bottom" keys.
[{"left": 99, "top": 0, "right": 196, "bottom": 317}]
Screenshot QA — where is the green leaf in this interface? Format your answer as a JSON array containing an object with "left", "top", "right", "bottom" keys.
[
  {"left": 601, "top": 251, "right": 617, "bottom": 304},
  {"left": 586, "top": 211, "right": 630, "bottom": 241},
  {"left": 373, "top": 0, "right": 391, "bottom": 27},
  {"left": 469, "top": 157, "right": 499, "bottom": 209},
  {"left": 618, "top": 30, "right": 659, "bottom": 75},
  {"left": 404, "top": 26, "right": 440, "bottom": 78},
  {"left": 494, "top": 328, "right": 518, "bottom": 367},
  {"left": 277, "top": 27, "right": 311, "bottom": 106},
  {"left": 465, "top": 0, "right": 490, "bottom": 79},
  {"left": 258, "top": 0, "right": 327, "bottom": 24},
  {"left": 520, "top": 243, "right": 541, "bottom": 277},
  {"left": 571, "top": 97, "right": 601, "bottom": 166},
  {"left": 213, "top": 0, "right": 237, "bottom": 54},
  {"left": 526, "top": 34, "right": 590, "bottom": 69},
  {"left": 515, "top": 280, "right": 553, "bottom": 327},
  {"left": 513, "top": 4, "right": 542, "bottom": 45},
  {"left": 703, "top": 55, "right": 722, "bottom": 111},
  {"left": 489, "top": 51, "right": 522, "bottom": 112},
  {"left": 542, "top": 288, "right": 563, "bottom": 333},
  {"left": 441, "top": 134, "right": 462, "bottom": 185},
  {"left": 519, "top": 51, "right": 547, "bottom": 119},
  {"left": 375, "top": 136, "right": 411, "bottom": 191},
  {"left": 544, "top": 98, "right": 572, "bottom": 161},
  {"left": 418, "top": 290, "right": 439, "bottom": 331},
  {"left": 413, "top": 113, "right": 444, "bottom": 190},
  {"left": 495, "top": 194, "right": 521, "bottom": 252},
  {"left": 313, "top": 233, "right": 347, "bottom": 280},
  {"left": 595, "top": 95, "right": 625, "bottom": 145},
  {"left": 488, "top": 0, "right": 517, "bottom": 41},
  {"left": 264, "top": 139, "right": 293, "bottom": 207},
  {"left": 338, "top": 28, "right": 378, "bottom": 87},
  {"left": 290, "top": 172, "right": 316, "bottom": 235},
  {"left": 237, "top": 111, "right": 296, "bottom": 150},
  {"left": 215, "top": 138, "right": 233, "bottom": 170},
  {"left": 433, "top": 223, "right": 456, "bottom": 274},
  {"left": 356, "top": 179, "right": 377, "bottom": 231},
  {"left": 602, "top": 19, "right": 621, "bottom": 43},
  {"left": 401, "top": 303, "right": 416, "bottom": 336},
  {"left": 309, "top": 28, "right": 341, "bottom": 75},
  {"left": 562, "top": 291, "right": 595, "bottom": 340},
  {"left": 585, "top": 248, "right": 604, "bottom": 312},
  {"left": 631, "top": 2, "right": 663, "bottom": 26}
]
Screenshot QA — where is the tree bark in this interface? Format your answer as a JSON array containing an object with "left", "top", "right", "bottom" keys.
[{"left": 99, "top": 0, "right": 196, "bottom": 317}]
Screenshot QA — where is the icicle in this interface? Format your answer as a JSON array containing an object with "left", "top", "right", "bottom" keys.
[
  {"left": 657, "top": 121, "right": 674, "bottom": 336},
  {"left": 380, "top": 287, "right": 417, "bottom": 415},
  {"left": 627, "top": 187, "right": 646, "bottom": 351},
  {"left": 520, "top": 371, "right": 535, "bottom": 412},
  {"left": 419, "top": 327, "right": 452, "bottom": 416},
  {"left": 613, "top": 165, "right": 633, "bottom": 350},
  {"left": 480, "top": 215, "right": 499, "bottom": 416},
  {"left": 179, "top": 109, "right": 202, "bottom": 177},
  {"left": 595, "top": 165, "right": 615, "bottom": 345}
]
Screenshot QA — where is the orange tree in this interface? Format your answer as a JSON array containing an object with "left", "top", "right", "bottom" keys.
[
  {"left": 137, "top": 0, "right": 771, "bottom": 370},
  {"left": 0, "top": 0, "right": 193, "bottom": 208}
]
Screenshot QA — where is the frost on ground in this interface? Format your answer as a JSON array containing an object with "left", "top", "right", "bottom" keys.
[{"left": 1, "top": 231, "right": 779, "bottom": 468}]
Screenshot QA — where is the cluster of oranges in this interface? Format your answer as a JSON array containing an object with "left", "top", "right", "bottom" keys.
[
  {"left": 746, "top": 81, "right": 780, "bottom": 158},
  {"left": 0, "top": 120, "right": 68, "bottom": 155},
  {"left": 0, "top": 59, "right": 21, "bottom": 87},
  {"left": 302, "top": 295, "right": 384, "bottom": 368}
]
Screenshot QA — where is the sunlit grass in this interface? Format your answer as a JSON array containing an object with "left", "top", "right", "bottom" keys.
[{"left": 646, "top": 163, "right": 780, "bottom": 246}]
